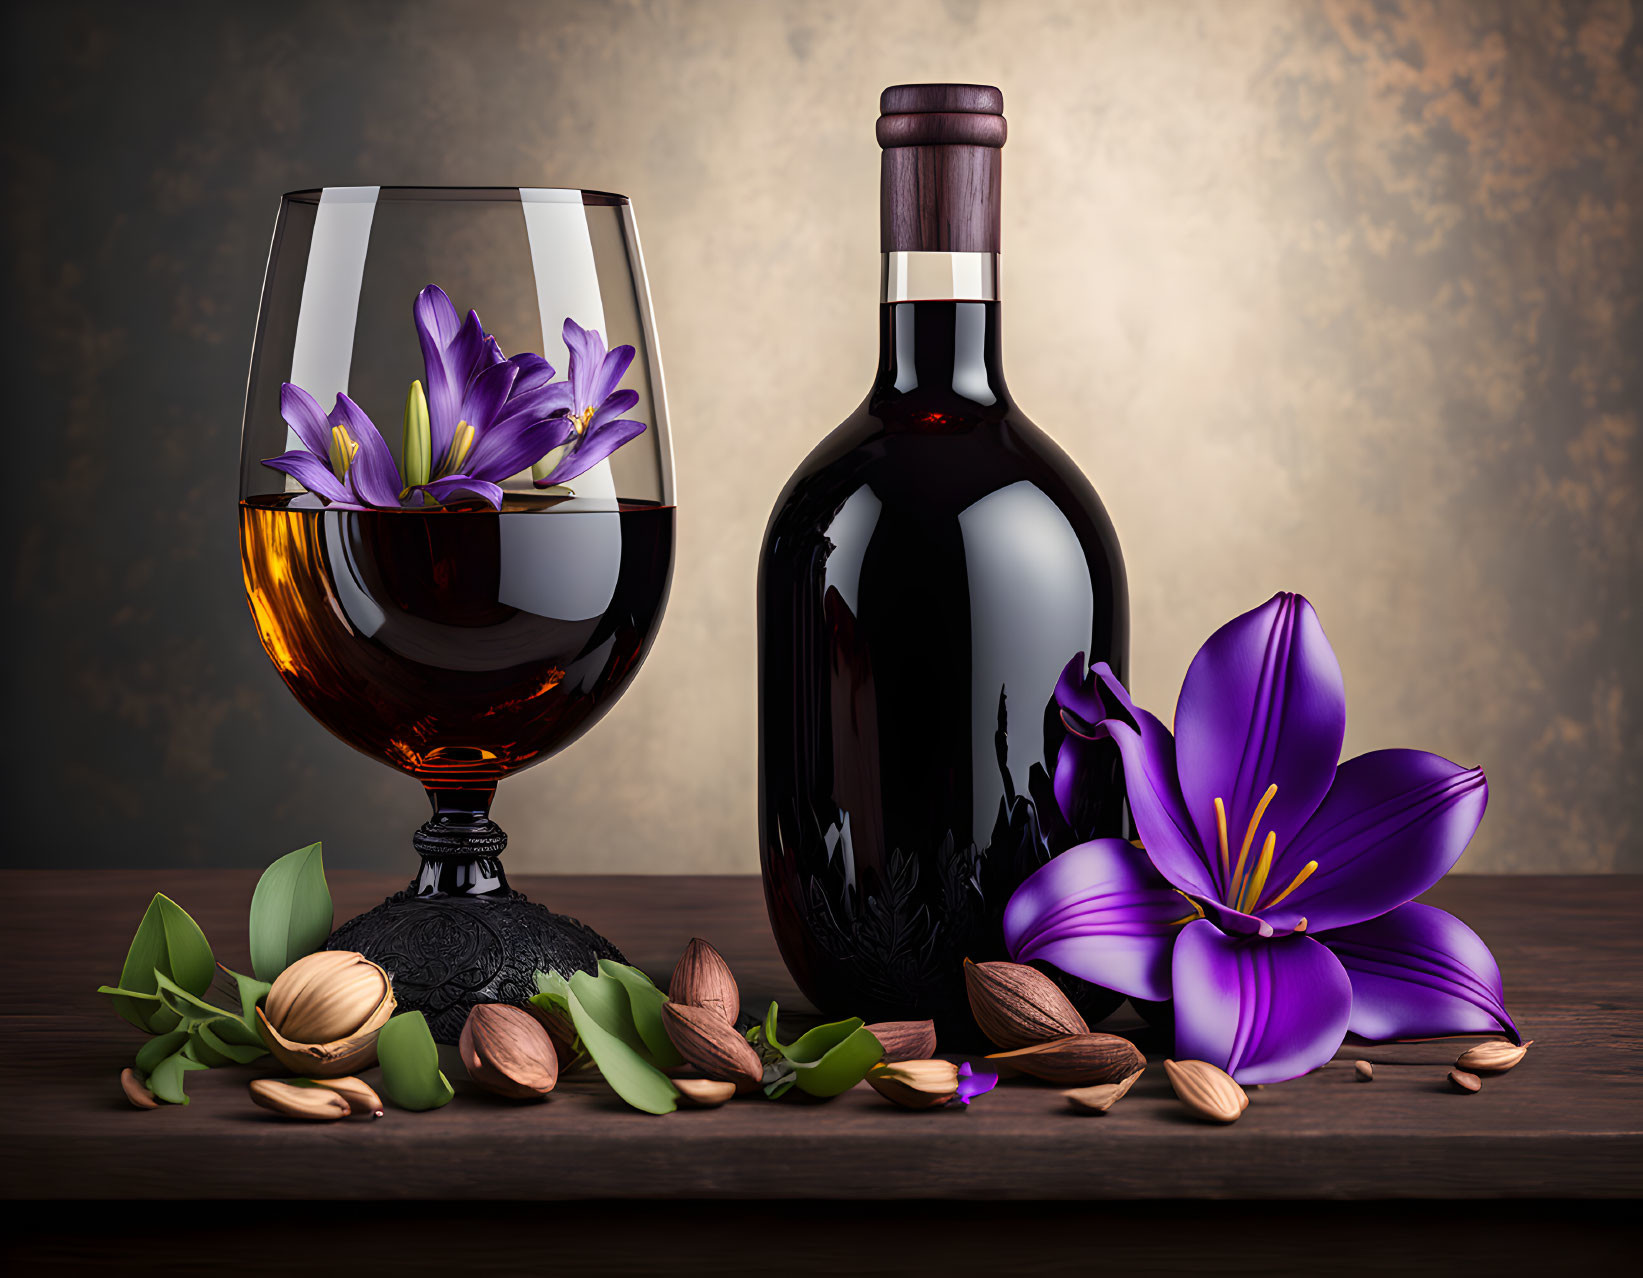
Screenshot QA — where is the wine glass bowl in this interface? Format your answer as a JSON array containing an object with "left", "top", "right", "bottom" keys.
[{"left": 238, "top": 187, "right": 674, "bottom": 1038}]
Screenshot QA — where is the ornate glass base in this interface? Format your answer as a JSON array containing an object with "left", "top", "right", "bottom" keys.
[{"left": 325, "top": 797, "right": 625, "bottom": 1042}]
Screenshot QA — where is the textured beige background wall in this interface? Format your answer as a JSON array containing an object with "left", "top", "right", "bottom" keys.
[{"left": 3, "top": 0, "right": 1638, "bottom": 873}]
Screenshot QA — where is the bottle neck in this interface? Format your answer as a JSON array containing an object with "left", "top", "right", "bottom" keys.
[{"left": 874, "top": 257, "right": 1007, "bottom": 407}]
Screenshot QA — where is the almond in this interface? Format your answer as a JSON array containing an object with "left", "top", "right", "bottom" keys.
[
  {"left": 1353, "top": 1060, "right": 1373, "bottom": 1082},
  {"left": 865, "top": 1020, "right": 938, "bottom": 1063},
  {"left": 986, "top": 1033, "right": 1144, "bottom": 1085},
  {"left": 120, "top": 1068, "right": 159, "bottom": 1110},
  {"left": 311, "top": 1075, "right": 383, "bottom": 1117},
  {"left": 1164, "top": 1059, "right": 1246, "bottom": 1123},
  {"left": 1455, "top": 1039, "right": 1531, "bottom": 1073},
  {"left": 460, "top": 1003, "right": 559, "bottom": 1100},
  {"left": 525, "top": 998, "right": 580, "bottom": 1064},
  {"left": 669, "top": 938, "right": 740, "bottom": 1023},
  {"left": 866, "top": 1059, "right": 960, "bottom": 1108},
  {"left": 249, "top": 1077, "right": 352, "bottom": 1121},
  {"left": 673, "top": 1077, "right": 738, "bottom": 1108},
  {"left": 661, "top": 1002, "right": 763, "bottom": 1085},
  {"left": 1065, "top": 1067, "right": 1144, "bottom": 1114},
  {"left": 964, "top": 959, "right": 1089, "bottom": 1048},
  {"left": 1448, "top": 1068, "right": 1482, "bottom": 1093}
]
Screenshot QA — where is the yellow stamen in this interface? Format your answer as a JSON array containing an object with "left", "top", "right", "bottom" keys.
[
  {"left": 1239, "top": 832, "right": 1277, "bottom": 913},
  {"left": 575, "top": 405, "right": 595, "bottom": 436},
  {"left": 439, "top": 420, "right": 475, "bottom": 477},
  {"left": 1213, "top": 797, "right": 1230, "bottom": 881},
  {"left": 1166, "top": 890, "right": 1205, "bottom": 928},
  {"left": 1293, "top": 917, "right": 1308, "bottom": 933},
  {"left": 1260, "top": 860, "right": 1319, "bottom": 913},
  {"left": 1227, "top": 783, "right": 1278, "bottom": 905},
  {"left": 328, "top": 424, "right": 358, "bottom": 477}
]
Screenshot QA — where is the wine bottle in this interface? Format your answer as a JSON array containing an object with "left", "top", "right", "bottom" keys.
[{"left": 757, "top": 84, "right": 1129, "bottom": 1030}]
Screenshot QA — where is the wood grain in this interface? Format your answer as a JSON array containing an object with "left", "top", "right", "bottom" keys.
[
  {"left": 2, "top": 872, "right": 1639, "bottom": 1202},
  {"left": 879, "top": 81, "right": 1004, "bottom": 253}
]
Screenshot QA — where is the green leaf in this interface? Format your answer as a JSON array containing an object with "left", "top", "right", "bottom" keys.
[
  {"left": 764, "top": 1072, "right": 797, "bottom": 1100},
  {"left": 402, "top": 379, "right": 432, "bottom": 488},
  {"left": 97, "top": 985, "right": 173, "bottom": 1035},
  {"left": 568, "top": 969, "right": 650, "bottom": 1060},
  {"left": 104, "top": 894, "right": 215, "bottom": 1033},
  {"left": 208, "top": 1012, "right": 264, "bottom": 1048},
  {"left": 781, "top": 1018, "right": 884, "bottom": 1098},
  {"left": 597, "top": 960, "right": 683, "bottom": 1069},
  {"left": 566, "top": 979, "right": 677, "bottom": 1115},
  {"left": 135, "top": 1030, "right": 189, "bottom": 1076},
  {"left": 189, "top": 1021, "right": 267, "bottom": 1066},
  {"left": 762, "top": 1001, "right": 785, "bottom": 1053},
  {"left": 146, "top": 1048, "right": 209, "bottom": 1104},
  {"left": 376, "top": 1012, "right": 454, "bottom": 1111},
  {"left": 152, "top": 971, "right": 239, "bottom": 1027},
  {"left": 217, "top": 966, "right": 272, "bottom": 1037},
  {"left": 534, "top": 969, "right": 571, "bottom": 998},
  {"left": 248, "top": 843, "right": 333, "bottom": 982}
]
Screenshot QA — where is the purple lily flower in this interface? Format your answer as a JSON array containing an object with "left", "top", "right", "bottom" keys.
[
  {"left": 264, "top": 285, "right": 588, "bottom": 510},
  {"left": 412, "top": 285, "right": 576, "bottom": 492},
  {"left": 264, "top": 384, "right": 406, "bottom": 510},
  {"left": 953, "top": 1061, "right": 998, "bottom": 1106},
  {"left": 1004, "top": 593, "right": 1517, "bottom": 1084},
  {"left": 532, "top": 317, "right": 647, "bottom": 488}
]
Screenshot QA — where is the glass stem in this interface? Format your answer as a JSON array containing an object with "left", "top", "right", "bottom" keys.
[{"left": 412, "top": 786, "right": 510, "bottom": 898}]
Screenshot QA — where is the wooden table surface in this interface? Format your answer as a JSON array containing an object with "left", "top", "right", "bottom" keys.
[{"left": 3, "top": 870, "right": 1640, "bottom": 1203}]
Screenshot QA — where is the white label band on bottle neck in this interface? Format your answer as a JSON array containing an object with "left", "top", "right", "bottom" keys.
[{"left": 881, "top": 251, "right": 999, "bottom": 302}]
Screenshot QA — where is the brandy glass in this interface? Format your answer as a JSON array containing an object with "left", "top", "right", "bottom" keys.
[{"left": 238, "top": 187, "right": 674, "bottom": 1038}]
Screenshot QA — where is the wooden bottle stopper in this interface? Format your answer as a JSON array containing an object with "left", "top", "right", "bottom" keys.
[{"left": 878, "top": 83, "right": 1006, "bottom": 254}]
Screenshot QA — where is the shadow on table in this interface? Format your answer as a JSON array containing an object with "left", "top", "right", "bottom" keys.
[{"left": 3, "top": 1200, "right": 1636, "bottom": 1274}]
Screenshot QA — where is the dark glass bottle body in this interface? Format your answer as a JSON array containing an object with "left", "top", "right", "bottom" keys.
[{"left": 758, "top": 299, "right": 1129, "bottom": 1028}]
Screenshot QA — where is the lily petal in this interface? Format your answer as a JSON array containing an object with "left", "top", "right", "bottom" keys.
[
  {"left": 458, "top": 359, "right": 520, "bottom": 438},
  {"left": 262, "top": 449, "right": 351, "bottom": 504},
  {"left": 447, "top": 310, "right": 488, "bottom": 388},
  {"left": 509, "top": 352, "right": 556, "bottom": 394},
  {"left": 415, "top": 475, "right": 504, "bottom": 509},
  {"left": 1004, "top": 839, "right": 1183, "bottom": 1002},
  {"left": 1185, "top": 894, "right": 1275, "bottom": 939},
  {"left": 492, "top": 380, "right": 575, "bottom": 431},
  {"left": 1320, "top": 902, "right": 1519, "bottom": 1043},
  {"left": 1173, "top": 593, "right": 1346, "bottom": 893},
  {"left": 1262, "top": 750, "right": 1489, "bottom": 932},
  {"left": 330, "top": 393, "right": 402, "bottom": 508},
  {"left": 414, "top": 286, "right": 464, "bottom": 461},
  {"left": 279, "top": 383, "right": 334, "bottom": 460},
  {"left": 588, "top": 387, "right": 641, "bottom": 432},
  {"left": 954, "top": 1062, "right": 998, "bottom": 1105},
  {"left": 1172, "top": 919, "right": 1352, "bottom": 1083},
  {"left": 591, "top": 344, "right": 636, "bottom": 404},
  {"left": 533, "top": 417, "right": 646, "bottom": 488},
  {"left": 1054, "top": 653, "right": 1105, "bottom": 726},
  {"left": 462, "top": 415, "right": 577, "bottom": 484},
  {"left": 413, "top": 284, "right": 461, "bottom": 348},
  {"left": 563, "top": 317, "right": 606, "bottom": 409},
  {"left": 1102, "top": 716, "right": 1220, "bottom": 899},
  {"left": 1053, "top": 733, "right": 1123, "bottom": 842}
]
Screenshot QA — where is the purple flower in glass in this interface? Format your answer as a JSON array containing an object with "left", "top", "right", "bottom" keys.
[
  {"left": 1004, "top": 593, "right": 1518, "bottom": 1084},
  {"left": 532, "top": 318, "right": 648, "bottom": 489},
  {"left": 263, "top": 285, "right": 589, "bottom": 510},
  {"left": 263, "top": 385, "right": 411, "bottom": 510},
  {"left": 409, "top": 285, "right": 578, "bottom": 506}
]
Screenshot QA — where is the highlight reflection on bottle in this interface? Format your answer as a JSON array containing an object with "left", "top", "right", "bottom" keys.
[{"left": 757, "top": 85, "right": 1129, "bottom": 1030}]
